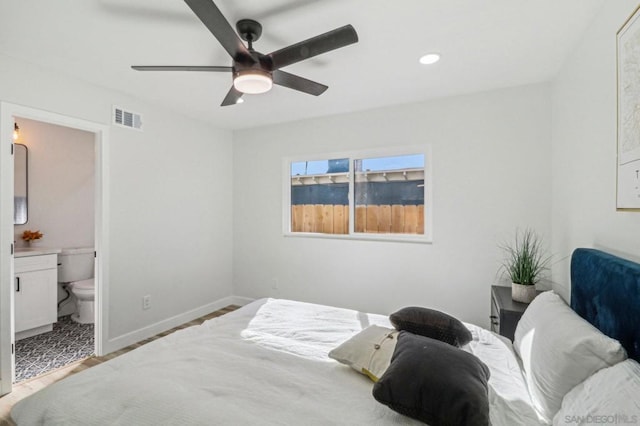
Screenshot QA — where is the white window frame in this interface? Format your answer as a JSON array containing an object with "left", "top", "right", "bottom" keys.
[{"left": 282, "top": 145, "right": 433, "bottom": 243}]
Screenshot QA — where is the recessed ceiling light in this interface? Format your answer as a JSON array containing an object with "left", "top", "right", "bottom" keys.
[
  {"left": 419, "top": 53, "right": 441, "bottom": 65},
  {"left": 236, "top": 98, "right": 244, "bottom": 104}
]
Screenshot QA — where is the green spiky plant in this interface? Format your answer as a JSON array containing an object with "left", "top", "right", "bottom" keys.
[{"left": 500, "top": 228, "right": 551, "bottom": 285}]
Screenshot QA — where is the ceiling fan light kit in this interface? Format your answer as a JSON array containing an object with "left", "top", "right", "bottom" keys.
[
  {"left": 132, "top": 0, "right": 358, "bottom": 106},
  {"left": 233, "top": 69, "right": 273, "bottom": 94}
]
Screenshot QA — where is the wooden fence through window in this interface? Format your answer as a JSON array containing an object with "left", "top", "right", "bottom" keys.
[{"left": 291, "top": 204, "right": 424, "bottom": 235}]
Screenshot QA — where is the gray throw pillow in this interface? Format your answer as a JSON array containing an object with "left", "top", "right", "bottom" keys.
[
  {"left": 390, "top": 306, "right": 472, "bottom": 347},
  {"left": 372, "top": 331, "right": 490, "bottom": 426}
]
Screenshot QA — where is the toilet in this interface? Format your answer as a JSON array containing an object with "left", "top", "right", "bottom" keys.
[{"left": 58, "top": 247, "right": 95, "bottom": 324}]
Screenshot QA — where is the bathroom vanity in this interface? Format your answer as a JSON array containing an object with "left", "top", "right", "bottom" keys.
[{"left": 14, "top": 249, "right": 60, "bottom": 340}]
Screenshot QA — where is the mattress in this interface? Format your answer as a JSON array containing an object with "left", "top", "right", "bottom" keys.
[{"left": 12, "top": 298, "right": 542, "bottom": 425}]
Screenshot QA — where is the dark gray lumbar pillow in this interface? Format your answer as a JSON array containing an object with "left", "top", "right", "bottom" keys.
[
  {"left": 372, "top": 331, "right": 490, "bottom": 426},
  {"left": 389, "top": 306, "right": 472, "bottom": 347}
]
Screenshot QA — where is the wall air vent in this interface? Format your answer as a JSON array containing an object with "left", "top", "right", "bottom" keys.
[{"left": 113, "top": 106, "right": 143, "bottom": 131}]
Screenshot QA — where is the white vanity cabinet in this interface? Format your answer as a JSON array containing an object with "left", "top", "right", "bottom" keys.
[{"left": 14, "top": 252, "right": 58, "bottom": 339}]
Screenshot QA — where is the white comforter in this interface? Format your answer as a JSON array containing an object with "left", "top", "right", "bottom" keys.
[{"left": 12, "top": 298, "right": 541, "bottom": 425}]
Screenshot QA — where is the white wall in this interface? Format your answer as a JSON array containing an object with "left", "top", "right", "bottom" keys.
[
  {"left": 0, "top": 54, "right": 234, "bottom": 349},
  {"left": 14, "top": 118, "right": 95, "bottom": 250},
  {"left": 551, "top": 1, "right": 640, "bottom": 301},
  {"left": 233, "top": 83, "right": 552, "bottom": 327}
]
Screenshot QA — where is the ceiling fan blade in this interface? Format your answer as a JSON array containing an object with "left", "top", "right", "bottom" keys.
[
  {"left": 272, "top": 70, "right": 327, "bottom": 96},
  {"left": 221, "top": 86, "right": 243, "bottom": 106},
  {"left": 268, "top": 24, "right": 358, "bottom": 70},
  {"left": 183, "top": 0, "right": 254, "bottom": 62},
  {"left": 132, "top": 66, "right": 232, "bottom": 72}
]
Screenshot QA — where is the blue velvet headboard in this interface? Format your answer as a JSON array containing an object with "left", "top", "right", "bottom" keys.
[{"left": 571, "top": 248, "right": 640, "bottom": 362}]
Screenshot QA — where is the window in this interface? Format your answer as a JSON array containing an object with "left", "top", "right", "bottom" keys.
[
  {"left": 354, "top": 154, "right": 425, "bottom": 235},
  {"left": 290, "top": 158, "right": 350, "bottom": 234},
  {"left": 285, "top": 147, "right": 431, "bottom": 242}
]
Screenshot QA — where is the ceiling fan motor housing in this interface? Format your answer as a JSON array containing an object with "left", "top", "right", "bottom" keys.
[
  {"left": 232, "top": 50, "right": 274, "bottom": 94},
  {"left": 233, "top": 69, "right": 273, "bottom": 94}
]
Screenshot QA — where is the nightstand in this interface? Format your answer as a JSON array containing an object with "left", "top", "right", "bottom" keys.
[{"left": 490, "top": 285, "right": 542, "bottom": 341}]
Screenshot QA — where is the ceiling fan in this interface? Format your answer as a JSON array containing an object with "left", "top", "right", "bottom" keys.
[{"left": 131, "top": 0, "right": 359, "bottom": 106}]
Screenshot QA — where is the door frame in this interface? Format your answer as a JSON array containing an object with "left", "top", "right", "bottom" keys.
[{"left": 0, "top": 102, "right": 110, "bottom": 395}]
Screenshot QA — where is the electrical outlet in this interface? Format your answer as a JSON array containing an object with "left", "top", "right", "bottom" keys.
[
  {"left": 270, "top": 278, "right": 280, "bottom": 297},
  {"left": 142, "top": 295, "right": 151, "bottom": 310}
]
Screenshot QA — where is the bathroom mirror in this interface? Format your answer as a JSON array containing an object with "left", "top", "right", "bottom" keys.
[{"left": 14, "top": 143, "right": 28, "bottom": 225}]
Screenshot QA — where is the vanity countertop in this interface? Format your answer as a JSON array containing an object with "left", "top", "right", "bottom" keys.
[{"left": 14, "top": 247, "right": 61, "bottom": 258}]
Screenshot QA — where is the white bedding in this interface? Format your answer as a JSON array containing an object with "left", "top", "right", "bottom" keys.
[{"left": 12, "top": 298, "right": 542, "bottom": 425}]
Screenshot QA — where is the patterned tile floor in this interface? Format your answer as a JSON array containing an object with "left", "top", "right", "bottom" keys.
[{"left": 14, "top": 315, "right": 94, "bottom": 383}]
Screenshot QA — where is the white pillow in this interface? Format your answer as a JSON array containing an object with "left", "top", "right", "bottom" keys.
[
  {"left": 328, "top": 325, "right": 398, "bottom": 382},
  {"left": 513, "top": 291, "right": 627, "bottom": 423},
  {"left": 553, "top": 359, "right": 640, "bottom": 425}
]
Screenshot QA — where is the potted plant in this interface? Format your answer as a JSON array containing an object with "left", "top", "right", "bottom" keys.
[{"left": 499, "top": 228, "right": 550, "bottom": 303}]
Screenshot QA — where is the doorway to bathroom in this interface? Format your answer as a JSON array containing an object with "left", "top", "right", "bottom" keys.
[
  {"left": 0, "top": 103, "right": 109, "bottom": 396},
  {"left": 12, "top": 118, "right": 96, "bottom": 382}
]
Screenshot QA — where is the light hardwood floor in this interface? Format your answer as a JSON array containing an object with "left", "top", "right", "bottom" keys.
[{"left": 0, "top": 305, "right": 239, "bottom": 426}]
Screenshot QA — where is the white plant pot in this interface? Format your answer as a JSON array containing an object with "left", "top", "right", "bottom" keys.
[{"left": 512, "top": 283, "right": 537, "bottom": 303}]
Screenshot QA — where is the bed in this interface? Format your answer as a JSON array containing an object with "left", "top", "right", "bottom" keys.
[{"left": 11, "top": 248, "right": 640, "bottom": 425}]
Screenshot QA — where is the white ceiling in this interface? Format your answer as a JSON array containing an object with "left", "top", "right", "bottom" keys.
[{"left": 0, "top": 0, "right": 603, "bottom": 130}]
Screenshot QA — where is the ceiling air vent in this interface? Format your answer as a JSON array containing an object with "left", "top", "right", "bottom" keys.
[{"left": 113, "top": 106, "right": 143, "bottom": 131}]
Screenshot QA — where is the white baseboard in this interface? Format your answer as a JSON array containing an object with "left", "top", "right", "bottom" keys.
[
  {"left": 229, "top": 295, "right": 255, "bottom": 306},
  {"left": 103, "top": 295, "right": 255, "bottom": 355}
]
